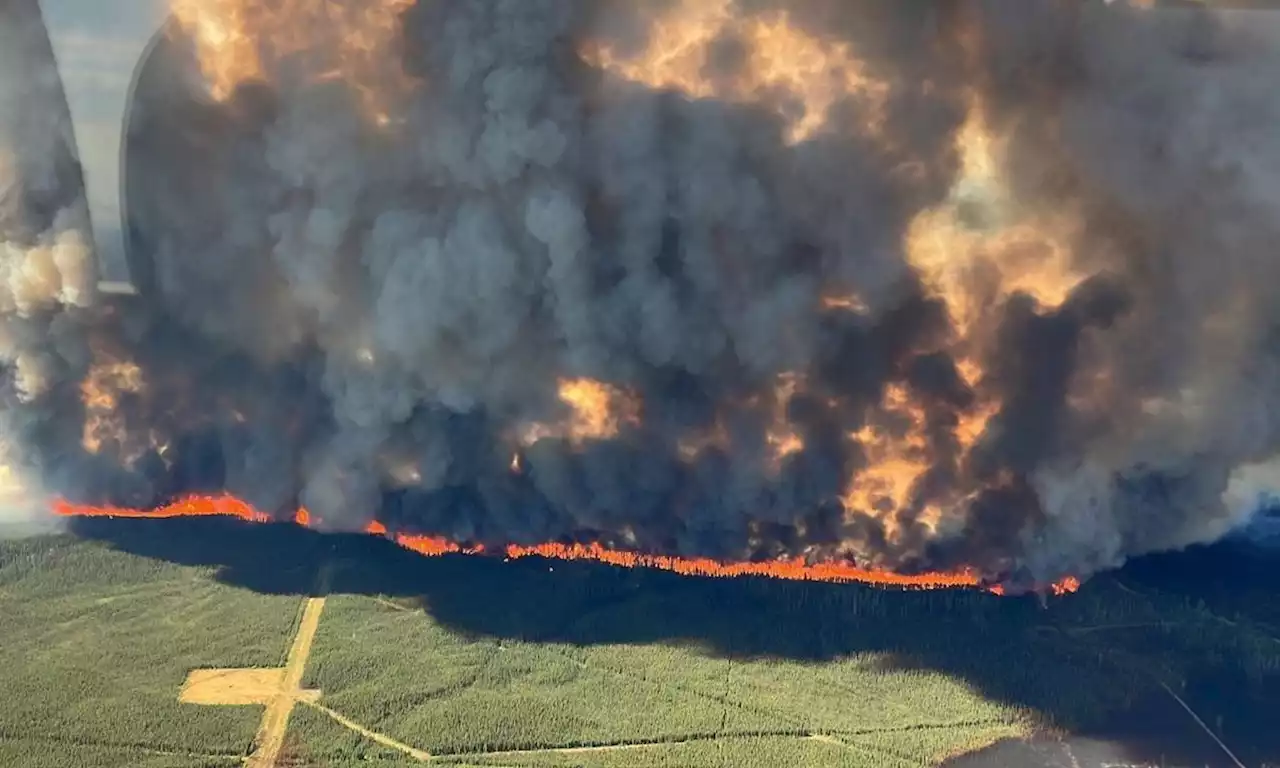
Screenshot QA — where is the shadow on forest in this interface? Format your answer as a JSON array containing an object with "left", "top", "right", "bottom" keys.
[{"left": 66, "top": 515, "right": 1280, "bottom": 768}]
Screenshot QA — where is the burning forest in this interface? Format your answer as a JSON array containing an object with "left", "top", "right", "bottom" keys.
[{"left": 3, "top": 0, "right": 1280, "bottom": 595}]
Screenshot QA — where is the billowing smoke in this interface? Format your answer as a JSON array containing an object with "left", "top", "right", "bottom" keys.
[
  {"left": 0, "top": 0, "right": 98, "bottom": 533},
  {"left": 3, "top": 0, "right": 1279, "bottom": 584}
]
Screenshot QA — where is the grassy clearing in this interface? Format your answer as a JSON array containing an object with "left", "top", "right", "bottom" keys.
[{"left": 0, "top": 534, "right": 304, "bottom": 766}]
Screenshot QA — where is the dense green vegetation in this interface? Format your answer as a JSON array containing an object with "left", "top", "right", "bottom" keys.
[
  {"left": 0, "top": 741, "right": 242, "bottom": 768},
  {"left": 4, "top": 520, "right": 1279, "bottom": 767},
  {"left": 297, "top": 591, "right": 1026, "bottom": 766},
  {"left": 0, "top": 534, "right": 303, "bottom": 768},
  {"left": 289, "top": 534, "right": 1279, "bottom": 768}
]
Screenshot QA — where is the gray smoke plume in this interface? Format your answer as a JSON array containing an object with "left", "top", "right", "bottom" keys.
[
  {"left": 0, "top": 0, "right": 97, "bottom": 532},
  {"left": 3, "top": 0, "right": 1279, "bottom": 586}
]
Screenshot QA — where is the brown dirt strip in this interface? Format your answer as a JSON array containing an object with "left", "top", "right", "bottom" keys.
[{"left": 247, "top": 595, "right": 326, "bottom": 768}]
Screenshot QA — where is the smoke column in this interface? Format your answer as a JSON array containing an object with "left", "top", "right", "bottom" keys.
[
  {"left": 4, "top": 0, "right": 1280, "bottom": 587},
  {"left": 0, "top": 0, "right": 98, "bottom": 534}
]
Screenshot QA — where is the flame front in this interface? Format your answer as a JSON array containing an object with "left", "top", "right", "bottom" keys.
[
  {"left": 24, "top": 0, "right": 1195, "bottom": 600},
  {"left": 50, "top": 494, "right": 1079, "bottom": 595}
]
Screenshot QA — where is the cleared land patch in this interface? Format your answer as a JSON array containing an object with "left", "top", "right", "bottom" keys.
[
  {"left": 180, "top": 668, "right": 291, "bottom": 706},
  {"left": 0, "top": 534, "right": 303, "bottom": 767},
  {"left": 172, "top": 595, "right": 327, "bottom": 768}
]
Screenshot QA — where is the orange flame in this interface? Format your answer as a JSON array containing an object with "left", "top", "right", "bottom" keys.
[
  {"left": 49, "top": 5, "right": 1097, "bottom": 602},
  {"left": 49, "top": 493, "right": 1079, "bottom": 596}
]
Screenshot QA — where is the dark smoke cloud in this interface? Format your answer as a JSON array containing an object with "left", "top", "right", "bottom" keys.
[{"left": 2, "top": 0, "right": 1278, "bottom": 583}]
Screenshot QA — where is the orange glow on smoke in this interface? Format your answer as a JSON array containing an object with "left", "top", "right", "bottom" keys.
[
  {"left": 765, "top": 373, "right": 807, "bottom": 474},
  {"left": 79, "top": 360, "right": 147, "bottom": 458},
  {"left": 169, "top": 0, "right": 415, "bottom": 124},
  {"left": 54, "top": 5, "right": 1102, "bottom": 602},
  {"left": 131, "top": 2, "right": 1109, "bottom": 589},
  {"left": 581, "top": 0, "right": 890, "bottom": 145},
  {"left": 843, "top": 383, "right": 934, "bottom": 539},
  {"left": 49, "top": 493, "right": 1079, "bottom": 595},
  {"left": 517, "top": 378, "right": 642, "bottom": 448},
  {"left": 903, "top": 24, "right": 1084, "bottom": 336}
]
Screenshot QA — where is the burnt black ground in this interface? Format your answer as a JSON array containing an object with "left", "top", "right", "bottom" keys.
[{"left": 63, "top": 513, "right": 1280, "bottom": 768}]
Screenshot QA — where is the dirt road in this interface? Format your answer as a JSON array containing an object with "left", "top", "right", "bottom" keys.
[{"left": 247, "top": 595, "right": 326, "bottom": 768}]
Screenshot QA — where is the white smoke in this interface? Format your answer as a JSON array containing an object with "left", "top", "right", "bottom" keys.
[{"left": 1223, "top": 458, "right": 1280, "bottom": 547}]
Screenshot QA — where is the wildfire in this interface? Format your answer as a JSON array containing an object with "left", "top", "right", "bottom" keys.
[
  {"left": 765, "top": 373, "right": 806, "bottom": 474},
  {"left": 843, "top": 384, "right": 934, "bottom": 540},
  {"left": 44, "top": 3, "right": 1107, "bottom": 607},
  {"left": 78, "top": 359, "right": 165, "bottom": 465},
  {"left": 582, "top": 0, "right": 890, "bottom": 145},
  {"left": 49, "top": 493, "right": 1080, "bottom": 596},
  {"left": 518, "top": 378, "right": 642, "bottom": 447},
  {"left": 823, "top": 12, "right": 1085, "bottom": 547},
  {"left": 903, "top": 29, "right": 1085, "bottom": 335},
  {"left": 953, "top": 358, "right": 1001, "bottom": 450},
  {"left": 168, "top": 0, "right": 415, "bottom": 123}
]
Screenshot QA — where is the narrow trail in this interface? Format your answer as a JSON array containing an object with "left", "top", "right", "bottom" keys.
[
  {"left": 1158, "top": 681, "right": 1247, "bottom": 768},
  {"left": 245, "top": 590, "right": 996, "bottom": 766},
  {"left": 303, "top": 701, "right": 433, "bottom": 761},
  {"left": 369, "top": 595, "right": 417, "bottom": 613},
  {"left": 452, "top": 731, "right": 778, "bottom": 759},
  {"left": 246, "top": 569, "right": 329, "bottom": 768},
  {"left": 447, "top": 726, "right": 963, "bottom": 762}
]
